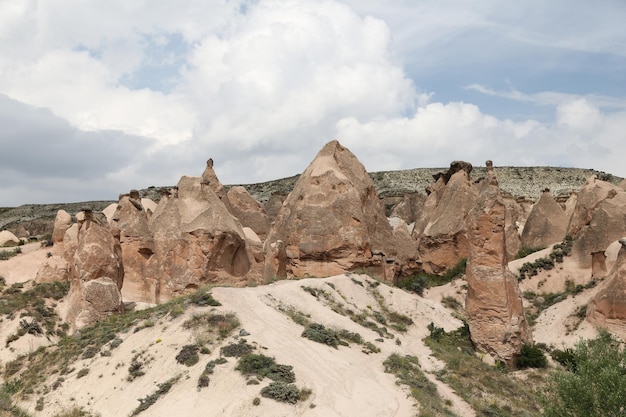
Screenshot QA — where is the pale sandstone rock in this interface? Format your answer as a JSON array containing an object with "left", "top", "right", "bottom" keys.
[
  {"left": 265, "top": 192, "right": 288, "bottom": 221},
  {"left": 389, "top": 192, "right": 426, "bottom": 224},
  {"left": 52, "top": 210, "right": 73, "bottom": 253},
  {"left": 35, "top": 255, "right": 70, "bottom": 283},
  {"left": 102, "top": 203, "right": 118, "bottom": 224},
  {"left": 587, "top": 239, "right": 626, "bottom": 339},
  {"left": 465, "top": 162, "right": 532, "bottom": 365},
  {"left": 0, "top": 230, "right": 20, "bottom": 247},
  {"left": 227, "top": 186, "right": 271, "bottom": 239},
  {"left": 568, "top": 177, "right": 626, "bottom": 267},
  {"left": 521, "top": 189, "right": 568, "bottom": 249},
  {"left": 65, "top": 210, "right": 124, "bottom": 330},
  {"left": 264, "top": 140, "right": 413, "bottom": 281},
  {"left": 112, "top": 193, "right": 156, "bottom": 303},
  {"left": 146, "top": 175, "right": 260, "bottom": 301},
  {"left": 414, "top": 162, "right": 478, "bottom": 274}
]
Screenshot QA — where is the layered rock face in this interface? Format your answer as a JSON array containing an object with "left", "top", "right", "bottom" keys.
[
  {"left": 111, "top": 191, "right": 155, "bottom": 302},
  {"left": 520, "top": 189, "right": 569, "bottom": 249},
  {"left": 264, "top": 140, "right": 412, "bottom": 280},
  {"left": 65, "top": 209, "right": 124, "bottom": 329},
  {"left": 567, "top": 176, "right": 626, "bottom": 267},
  {"left": 413, "top": 162, "right": 478, "bottom": 274},
  {"left": 587, "top": 239, "right": 626, "bottom": 339},
  {"left": 465, "top": 162, "right": 531, "bottom": 365},
  {"left": 146, "top": 175, "right": 260, "bottom": 301}
]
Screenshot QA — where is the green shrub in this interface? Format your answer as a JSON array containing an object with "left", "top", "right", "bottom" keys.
[
  {"left": 301, "top": 323, "right": 341, "bottom": 348},
  {"left": 189, "top": 288, "right": 221, "bottom": 306},
  {"left": 130, "top": 376, "right": 179, "bottom": 416},
  {"left": 76, "top": 368, "right": 89, "bottom": 379},
  {"left": 175, "top": 345, "right": 199, "bottom": 367},
  {"left": 235, "top": 354, "right": 295, "bottom": 383},
  {"left": 542, "top": 331, "right": 626, "bottom": 417},
  {"left": 220, "top": 341, "right": 254, "bottom": 357},
  {"left": 260, "top": 382, "right": 306, "bottom": 404},
  {"left": 516, "top": 344, "right": 547, "bottom": 369}
]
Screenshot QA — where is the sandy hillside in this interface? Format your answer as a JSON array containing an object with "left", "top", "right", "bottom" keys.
[{"left": 0, "top": 242, "right": 617, "bottom": 417}]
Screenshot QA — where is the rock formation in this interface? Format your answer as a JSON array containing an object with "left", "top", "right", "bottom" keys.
[
  {"left": 226, "top": 186, "right": 271, "bottom": 240},
  {"left": 51, "top": 210, "right": 73, "bottom": 254},
  {"left": 567, "top": 176, "right": 626, "bottom": 267},
  {"left": 389, "top": 192, "right": 426, "bottom": 225},
  {"left": 0, "top": 230, "right": 20, "bottom": 247},
  {"left": 520, "top": 189, "right": 568, "bottom": 249},
  {"left": 413, "top": 161, "right": 478, "bottom": 274},
  {"left": 111, "top": 191, "right": 156, "bottom": 303},
  {"left": 65, "top": 208, "right": 124, "bottom": 329},
  {"left": 146, "top": 175, "right": 260, "bottom": 301},
  {"left": 587, "top": 239, "right": 626, "bottom": 339},
  {"left": 465, "top": 161, "right": 532, "bottom": 365},
  {"left": 264, "top": 140, "right": 413, "bottom": 280}
]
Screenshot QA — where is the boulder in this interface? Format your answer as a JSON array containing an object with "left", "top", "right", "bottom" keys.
[
  {"left": 111, "top": 192, "right": 156, "bottom": 303},
  {"left": 465, "top": 162, "right": 532, "bottom": 365},
  {"left": 146, "top": 175, "right": 260, "bottom": 301},
  {"left": 0, "top": 230, "right": 20, "bottom": 247},
  {"left": 414, "top": 162, "right": 478, "bottom": 274},
  {"left": 35, "top": 255, "right": 70, "bottom": 283},
  {"left": 587, "top": 239, "right": 626, "bottom": 339},
  {"left": 52, "top": 210, "right": 73, "bottom": 254},
  {"left": 520, "top": 189, "right": 568, "bottom": 249},
  {"left": 264, "top": 140, "right": 411, "bottom": 280},
  {"left": 65, "top": 209, "right": 124, "bottom": 329},
  {"left": 226, "top": 186, "right": 271, "bottom": 240}
]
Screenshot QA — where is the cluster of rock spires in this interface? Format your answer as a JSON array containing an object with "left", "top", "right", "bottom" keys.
[{"left": 35, "top": 140, "right": 626, "bottom": 363}]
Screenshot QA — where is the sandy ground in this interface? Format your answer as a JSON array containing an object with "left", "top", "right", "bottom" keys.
[{"left": 0, "top": 242, "right": 48, "bottom": 284}]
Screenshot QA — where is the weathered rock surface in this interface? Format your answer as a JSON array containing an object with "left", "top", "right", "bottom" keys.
[
  {"left": 51, "top": 210, "right": 73, "bottom": 254},
  {"left": 264, "top": 192, "right": 288, "bottom": 221},
  {"left": 465, "top": 162, "right": 532, "bottom": 365},
  {"left": 111, "top": 192, "right": 156, "bottom": 303},
  {"left": 146, "top": 175, "right": 260, "bottom": 301},
  {"left": 264, "top": 140, "right": 413, "bottom": 280},
  {"left": 587, "top": 239, "right": 626, "bottom": 339},
  {"left": 414, "top": 162, "right": 478, "bottom": 274},
  {"left": 521, "top": 189, "right": 569, "bottom": 249},
  {"left": 65, "top": 210, "right": 124, "bottom": 329},
  {"left": 567, "top": 177, "right": 626, "bottom": 267},
  {"left": 389, "top": 192, "right": 426, "bottom": 225},
  {"left": 35, "top": 255, "right": 70, "bottom": 283},
  {"left": 0, "top": 230, "right": 20, "bottom": 247},
  {"left": 226, "top": 186, "right": 270, "bottom": 239}
]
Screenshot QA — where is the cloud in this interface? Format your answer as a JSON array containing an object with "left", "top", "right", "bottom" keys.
[{"left": 0, "top": 94, "right": 152, "bottom": 205}]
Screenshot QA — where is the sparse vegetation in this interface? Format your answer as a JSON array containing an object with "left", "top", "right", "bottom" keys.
[
  {"left": 235, "top": 354, "right": 295, "bottom": 383},
  {"left": 518, "top": 236, "right": 573, "bottom": 280},
  {"left": 516, "top": 344, "right": 547, "bottom": 369},
  {"left": 397, "top": 258, "right": 467, "bottom": 296},
  {"left": 424, "top": 324, "right": 546, "bottom": 416},
  {"left": 383, "top": 354, "right": 456, "bottom": 416},
  {"left": 515, "top": 245, "right": 546, "bottom": 259},
  {"left": 130, "top": 376, "right": 180, "bottom": 416},
  {"left": 175, "top": 344, "right": 200, "bottom": 367},
  {"left": 220, "top": 340, "right": 255, "bottom": 357},
  {"left": 188, "top": 287, "right": 221, "bottom": 307},
  {"left": 260, "top": 382, "right": 311, "bottom": 404}
]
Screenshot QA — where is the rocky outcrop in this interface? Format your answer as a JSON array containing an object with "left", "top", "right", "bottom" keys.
[
  {"left": 265, "top": 192, "right": 288, "bottom": 221},
  {"left": 264, "top": 140, "right": 413, "bottom": 280},
  {"left": 389, "top": 192, "right": 426, "bottom": 225},
  {"left": 0, "top": 230, "right": 20, "bottom": 247},
  {"left": 35, "top": 255, "right": 70, "bottom": 283},
  {"left": 567, "top": 177, "right": 626, "bottom": 267},
  {"left": 465, "top": 162, "right": 532, "bottom": 365},
  {"left": 226, "top": 186, "right": 271, "bottom": 240},
  {"left": 51, "top": 210, "right": 73, "bottom": 254},
  {"left": 65, "top": 209, "right": 124, "bottom": 329},
  {"left": 587, "top": 239, "right": 626, "bottom": 339},
  {"left": 146, "top": 175, "right": 260, "bottom": 301},
  {"left": 413, "top": 162, "right": 478, "bottom": 274},
  {"left": 111, "top": 191, "right": 156, "bottom": 303},
  {"left": 520, "top": 189, "right": 568, "bottom": 249}
]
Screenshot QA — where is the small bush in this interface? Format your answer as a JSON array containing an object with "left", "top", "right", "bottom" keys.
[
  {"left": 301, "top": 323, "right": 341, "bottom": 348},
  {"left": 189, "top": 288, "right": 221, "bottom": 307},
  {"left": 130, "top": 376, "right": 179, "bottom": 416},
  {"left": 236, "top": 354, "right": 295, "bottom": 383},
  {"left": 427, "top": 322, "right": 445, "bottom": 342},
  {"left": 220, "top": 341, "right": 254, "bottom": 357},
  {"left": 175, "top": 345, "right": 200, "bottom": 367},
  {"left": 252, "top": 397, "right": 261, "bottom": 406},
  {"left": 76, "top": 368, "right": 89, "bottom": 379},
  {"left": 516, "top": 344, "right": 547, "bottom": 369},
  {"left": 260, "top": 382, "right": 304, "bottom": 404}
]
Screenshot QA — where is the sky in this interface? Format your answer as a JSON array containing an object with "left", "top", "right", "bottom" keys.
[{"left": 1, "top": 0, "right": 625, "bottom": 206}]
